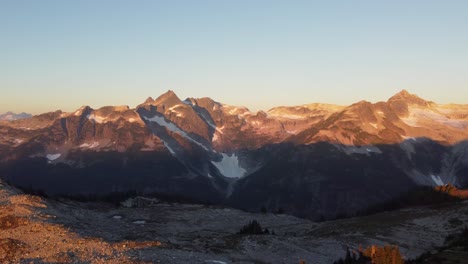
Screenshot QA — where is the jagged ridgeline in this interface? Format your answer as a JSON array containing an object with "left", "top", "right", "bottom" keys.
[{"left": 1, "top": 90, "right": 468, "bottom": 220}]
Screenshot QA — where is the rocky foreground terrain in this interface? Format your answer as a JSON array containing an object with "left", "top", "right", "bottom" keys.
[{"left": 2, "top": 180, "right": 468, "bottom": 264}]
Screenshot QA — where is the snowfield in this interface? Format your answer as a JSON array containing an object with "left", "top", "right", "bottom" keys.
[
  {"left": 401, "top": 107, "right": 468, "bottom": 129},
  {"left": 431, "top": 175, "right": 445, "bottom": 186},
  {"left": 46, "top": 153, "right": 61, "bottom": 161},
  {"left": 211, "top": 153, "right": 247, "bottom": 178},
  {"left": 87, "top": 113, "right": 107, "bottom": 123},
  {"left": 144, "top": 115, "right": 209, "bottom": 151}
]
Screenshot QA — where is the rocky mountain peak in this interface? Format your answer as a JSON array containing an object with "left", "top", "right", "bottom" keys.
[
  {"left": 143, "top": 96, "right": 155, "bottom": 104},
  {"left": 188, "top": 97, "right": 217, "bottom": 108},
  {"left": 255, "top": 110, "right": 268, "bottom": 118},
  {"left": 397, "top": 89, "right": 411, "bottom": 96},
  {"left": 351, "top": 100, "right": 372, "bottom": 107},
  {"left": 153, "top": 90, "right": 182, "bottom": 108},
  {"left": 388, "top": 90, "right": 431, "bottom": 107},
  {"left": 73, "top": 106, "right": 93, "bottom": 117}
]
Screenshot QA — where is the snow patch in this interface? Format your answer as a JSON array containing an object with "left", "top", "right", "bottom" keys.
[
  {"left": 211, "top": 153, "right": 246, "bottom": 178},
  {"left": 46, "top": 154, "right": 61, "bottom": 161},
  {"left": 251, "top": 120, "right": 261, "bottom": 126},
  {"left": 431, "top": 175, "right": 444, "bottom": 186},
  {"left": 334, "top": 145, "right": 382, "bottom": 155},
  {"left": 400, "top": 140, "right": 416, "bottom": 159},
  {"left": 206, "top": 121, "right": 216, "bottom": 129},
  {"left": 87, "top": 114, "right": 107, "bottom": 123},
  {"left": 145, "top": 115, "right": 185, "bottom": 134},
  {"left": 402, "top": 108, "right": 468, "bottom": 129},
  {"left": 144, "top": 115, "right": 209, "bottom": 151},
  {"left": 216, "top": 126, "right": 225, "bottom": 134},
  {"left": 162, "top": 141, "right": 176, "bottom": 155},
  {"left": 272, "top": 114, "right": 306, "bottom": 120},
  {"left": 182, "top": 100, "right": 192, "bottom": 106},
  {"left": 212, "top": 125, "right": 225, "bottom": 142},
  {"left": 74, "top": 106, "right": 87, "bottom": 116},
  {"left": 442, "top": 119, "right": 468, "bottom": 129},
  {"left": 79, "top": 141, "right": 100, "bottom": 149},
  {"left": 205, "top": 261, "right": 227, "bottom": 264},
  {"left": 168, "top": 104, "right": 183, "bottom": 111},
  {"left": 132, "top": 220, "right": 146, "bottom": 225},
  {"left": 228, "top": 108, "right": 238, "bottom": 115},
  {"left": 401, "top": 116, "right": 420, "bottom": 127},
  {"left": 168, "top": 104, "right": 185, "bottom": 117}
]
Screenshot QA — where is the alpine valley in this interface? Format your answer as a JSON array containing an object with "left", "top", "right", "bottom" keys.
[{"left": 1, "top": 89, "right": 468, "bottom": 222}]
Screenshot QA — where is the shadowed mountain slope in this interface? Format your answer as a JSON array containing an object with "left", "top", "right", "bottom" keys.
[{"left": 1, "top": 90, "right": 468, "bottom": 219}]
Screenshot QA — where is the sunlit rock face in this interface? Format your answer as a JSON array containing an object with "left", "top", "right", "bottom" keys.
[{"left": 1, "top": 90, "right": 468, "bottom": 219}]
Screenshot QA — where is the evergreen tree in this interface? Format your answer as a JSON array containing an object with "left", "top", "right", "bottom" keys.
[{"left": 238, "top": 220, "right": 266, "bottom": 235}]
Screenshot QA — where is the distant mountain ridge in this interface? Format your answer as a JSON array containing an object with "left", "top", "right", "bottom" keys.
[
  {"left": 1, "top": 90, "right": 468, "bottom": 220},
  {"left": 0, "top": 111, "right": 32, "bottom": 121}
]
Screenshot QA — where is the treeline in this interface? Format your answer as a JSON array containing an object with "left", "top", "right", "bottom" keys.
[
  {"left": 259, "top": 205, "right": 284, "bottom": 215},
  {"left": 15, "top": 184, "right": 210, "bottom": 207},
  {"left": 238, "top": 220, "right": 275, "bottom": 235},
  {"left": 324, "top": 185, "right": 465, "bottom": 222},
  {"left": 359, "top": 185, "right": 463, "bottom": 216},
  {"left": 407, "top": 226, "right": 468, "bottom": 263}
]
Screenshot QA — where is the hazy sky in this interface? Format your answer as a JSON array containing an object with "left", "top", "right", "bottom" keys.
[{"left": 1, "top": 1, "right": 467, "bottom": 114}]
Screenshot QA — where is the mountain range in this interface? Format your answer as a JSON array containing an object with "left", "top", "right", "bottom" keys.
[
  {"left": 0, "top": 111, "right": 32, "bottom": 121},
  {"left": 1, "top": 90, "right": 468, "bottom": 220}
]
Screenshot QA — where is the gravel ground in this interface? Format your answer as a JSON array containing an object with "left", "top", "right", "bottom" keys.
[{"left": 1, "top": 181, "right": 468, "bottom": 263}]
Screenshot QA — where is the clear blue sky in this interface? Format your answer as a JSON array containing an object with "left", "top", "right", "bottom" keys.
[{"left": 1, "top": 0, "right": 467, "bottom": 114}]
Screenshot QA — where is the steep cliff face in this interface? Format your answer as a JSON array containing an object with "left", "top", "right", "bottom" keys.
[{"left": 1, "top": 90, "right": 468, "bottom": 219}]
